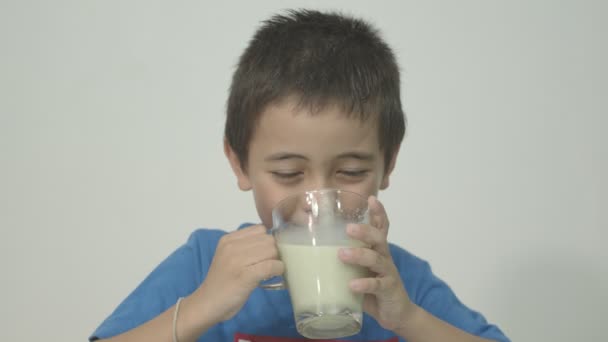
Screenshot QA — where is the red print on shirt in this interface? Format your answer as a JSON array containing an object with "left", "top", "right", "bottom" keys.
[{"left": 233, "top": 332, "right": 399, "bottom": 342}]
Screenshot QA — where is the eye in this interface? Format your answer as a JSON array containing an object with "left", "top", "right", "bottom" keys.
[
  {"left": 271, "top": 171, "right": 303, "bottom": 180},
  {"left": 338, "top": 170, "right": 369, "bottom": 178}
]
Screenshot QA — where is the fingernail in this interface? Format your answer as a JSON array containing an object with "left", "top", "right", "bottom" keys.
[
  {"left": 340, "top": 248, "right": 353, "bottom": 257},
  {"left": 347, "top": 225, "right": 359, "bottom": 234},
  {"left": 350, "top": 280, "right": 363, "bottom": 291}
]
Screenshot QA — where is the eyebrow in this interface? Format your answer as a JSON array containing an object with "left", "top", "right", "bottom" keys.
[
  {"left": 264, "top": 152, "right": 375, "bottom": 162},
  {"left": 335, "top": 152, "right": 375, "bottom": 161},
  {"left": 264, "top": 153, "right": 308, "bottom": 162}
]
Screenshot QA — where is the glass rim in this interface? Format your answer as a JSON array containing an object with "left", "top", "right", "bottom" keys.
[{"left": 272, "top": 188, "right": 368, "bottom": 212}]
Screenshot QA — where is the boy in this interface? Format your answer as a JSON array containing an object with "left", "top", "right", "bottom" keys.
[{"left": 90, "top": 9, "right": 509, "bottom": 342}]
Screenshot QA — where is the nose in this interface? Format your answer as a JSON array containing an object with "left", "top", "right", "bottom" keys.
[
  {"left": 300, "top": 177, "right": 336, "bottom": 215},
  {"left": 305, "top": 175, "right": 335, "bottom": 193}
]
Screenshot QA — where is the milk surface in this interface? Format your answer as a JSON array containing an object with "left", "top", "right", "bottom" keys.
[{"left": 278, "top": 243, "right": 367, "bottom": 318}]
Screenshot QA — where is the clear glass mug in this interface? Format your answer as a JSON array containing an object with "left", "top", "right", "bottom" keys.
[{"left": 262, "top": 189, "right": 370, "bottom": 339}]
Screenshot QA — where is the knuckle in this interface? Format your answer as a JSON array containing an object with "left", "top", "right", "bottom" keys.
[
  {"left": 253, "top": 225, "right": 267, "bottom": 234},
  {"left": 374, "top": 253, "right": 384, "bottom": 268},
  {"left": 375, "top": 278, "right": 383, "bottom": 291},
  {"left": 264, "top": 260, "right": 281, "bottom": 277},
  {"left": 263, "top": 234, "right": 276, "bottom": 245},
  {"left": 385, "top": 276, "right": 396, "bottom": 288},
  {"left": 262, "top": 237, "right": 278, "bottom": 256},
  {"left": 365, "top": 225, "right": 376, "bottom": 238},
  {"left": 368, "top": 232, "right": 380, "bottom": 245},
  {"left": 259, "top": 261, "right": 271, "bottom": 276},
  {"left": 269, "top": 245, "right": 279, "bottom": 259},
  {"left": 357, "top": 224, "right": 368, "bottom": 234},
  {"left": 370, "top": 251, "right": 379, "bottom": 265},
  {"left": 354, "top": 248, "right": 366, "bottom": 261}
]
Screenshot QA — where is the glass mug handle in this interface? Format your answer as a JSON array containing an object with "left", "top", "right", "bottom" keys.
[
  {"left": 260, "top": 276, "right": 286, "bottom": 290},
  {"left": 261, "top": 225, "right": 285, "bottom": 289}
]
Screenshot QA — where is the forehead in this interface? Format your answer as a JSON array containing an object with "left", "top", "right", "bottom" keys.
[{"left": 249, "top": 99, "right": 381, "bottom": 160}]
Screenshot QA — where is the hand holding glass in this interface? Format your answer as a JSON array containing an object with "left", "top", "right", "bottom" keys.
[{"left": 263, "top": 189, "right": 369, "bottom": 339}]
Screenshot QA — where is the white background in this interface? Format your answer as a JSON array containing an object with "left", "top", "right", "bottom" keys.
[{"left": 1, "top": 1, "right": 606, "bottom": 341}]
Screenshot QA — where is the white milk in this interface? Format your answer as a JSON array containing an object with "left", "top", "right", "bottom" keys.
[{"left": 278, "top": 243, "right": 367, "bottom": 319}]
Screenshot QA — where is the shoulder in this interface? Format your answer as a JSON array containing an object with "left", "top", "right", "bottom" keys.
[
  {"left": 388, "top": 243, "right": 428, "bottom": 268},
  {"left": 186, "top": 223, "right": 254, "bottom": 248},
  {"left": 388, "top": 243, "right": 510, "bottom": 341},
  {"left": 183, "top": 228, "right": 230, "bottom": 271},
  {"left": 89, "top": 227, "right": 233, "bottom": 341},
  {"left": 185, "top": 222, "right": 257, "bottom": 253},
  {"left": 388, "top": 243, "right": 433, "bottom": 280},
  {"left": 187, "top": 228, "right": 228, "bottom": 250},
  {"left": 387, "top": 243, "right": 451, "bottom": 305},
  {"left": 387, "top": 243, "right": 438, "bottom": 303}
]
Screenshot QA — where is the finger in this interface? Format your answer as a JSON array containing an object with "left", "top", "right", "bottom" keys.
[
  {"left": 231, "top": 234, "right": 279, "bottom": 266},
  {"left": 349, "top": 276, "right": 393, "bottom": 294},
  {"left": 243, "top": 259, "right": 285, "bottom": 288},
  {"left": 368, "top": 196, "right": 389, "bottom": 233},
  {"left": 338, "top": 247, "right": 388, "bottom": 275},
  {"left": 346, "top": 223, "right": 387, "bottom": 251},
  {"left": 227, "top": 224, "right": 267, "bottom": 240}
]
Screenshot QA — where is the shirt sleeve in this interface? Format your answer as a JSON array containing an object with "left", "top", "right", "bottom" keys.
[
  {"left": 89, "top": 229, "right": 223, "bottom": 341},
  {"left": 389, "top": 244, "right": 510, "bottom": 342}
]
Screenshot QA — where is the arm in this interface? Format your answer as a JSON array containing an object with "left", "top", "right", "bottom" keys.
[
  {"left": 95, "top": 290, "right": 215, "bottom": 342},
  {"left": 338, "top": 196, "right": 508, "bottom": 342},
  {"left": 95, "top": 295, "right": 207, "bottom": 342},
  {"left": 93, "top": 225, "right": 284, "bottom": 342},
  {"left": 394, "top": 305, "right": 493, "bottom": 342}
]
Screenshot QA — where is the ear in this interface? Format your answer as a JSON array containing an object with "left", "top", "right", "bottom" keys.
[
  {"left": 224, "top": 139, "right": 252, "bottom": 191},
  {"left": 380, "top": 145, "right": 400, "bottom": 190}
]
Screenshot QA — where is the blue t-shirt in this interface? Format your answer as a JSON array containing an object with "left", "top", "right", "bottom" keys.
[{"left": 90, "top": 226, "right": 509, "bottom": 342}]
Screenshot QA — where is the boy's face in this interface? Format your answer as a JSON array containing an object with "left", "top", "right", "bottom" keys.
[{"left": 225, "top": 98, "right": 398, "bottom": 229}]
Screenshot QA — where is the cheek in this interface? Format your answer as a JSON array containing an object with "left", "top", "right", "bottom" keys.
[
  {"left": 341, "top": 172, "right": 383, "bottom": 198},
  {"left": 353, "top": 183, "right": 380, "bottom": 199},
  {"left": 252, "top": 191, "right": 274, "bottom": 228},
  {"left": 251, "top": 179, "right": 291, "bottom": 228}
]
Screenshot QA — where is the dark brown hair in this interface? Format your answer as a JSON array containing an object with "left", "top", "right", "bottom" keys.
[{"left": 225, "top": 9, "right": 406, "bottom": 171}]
